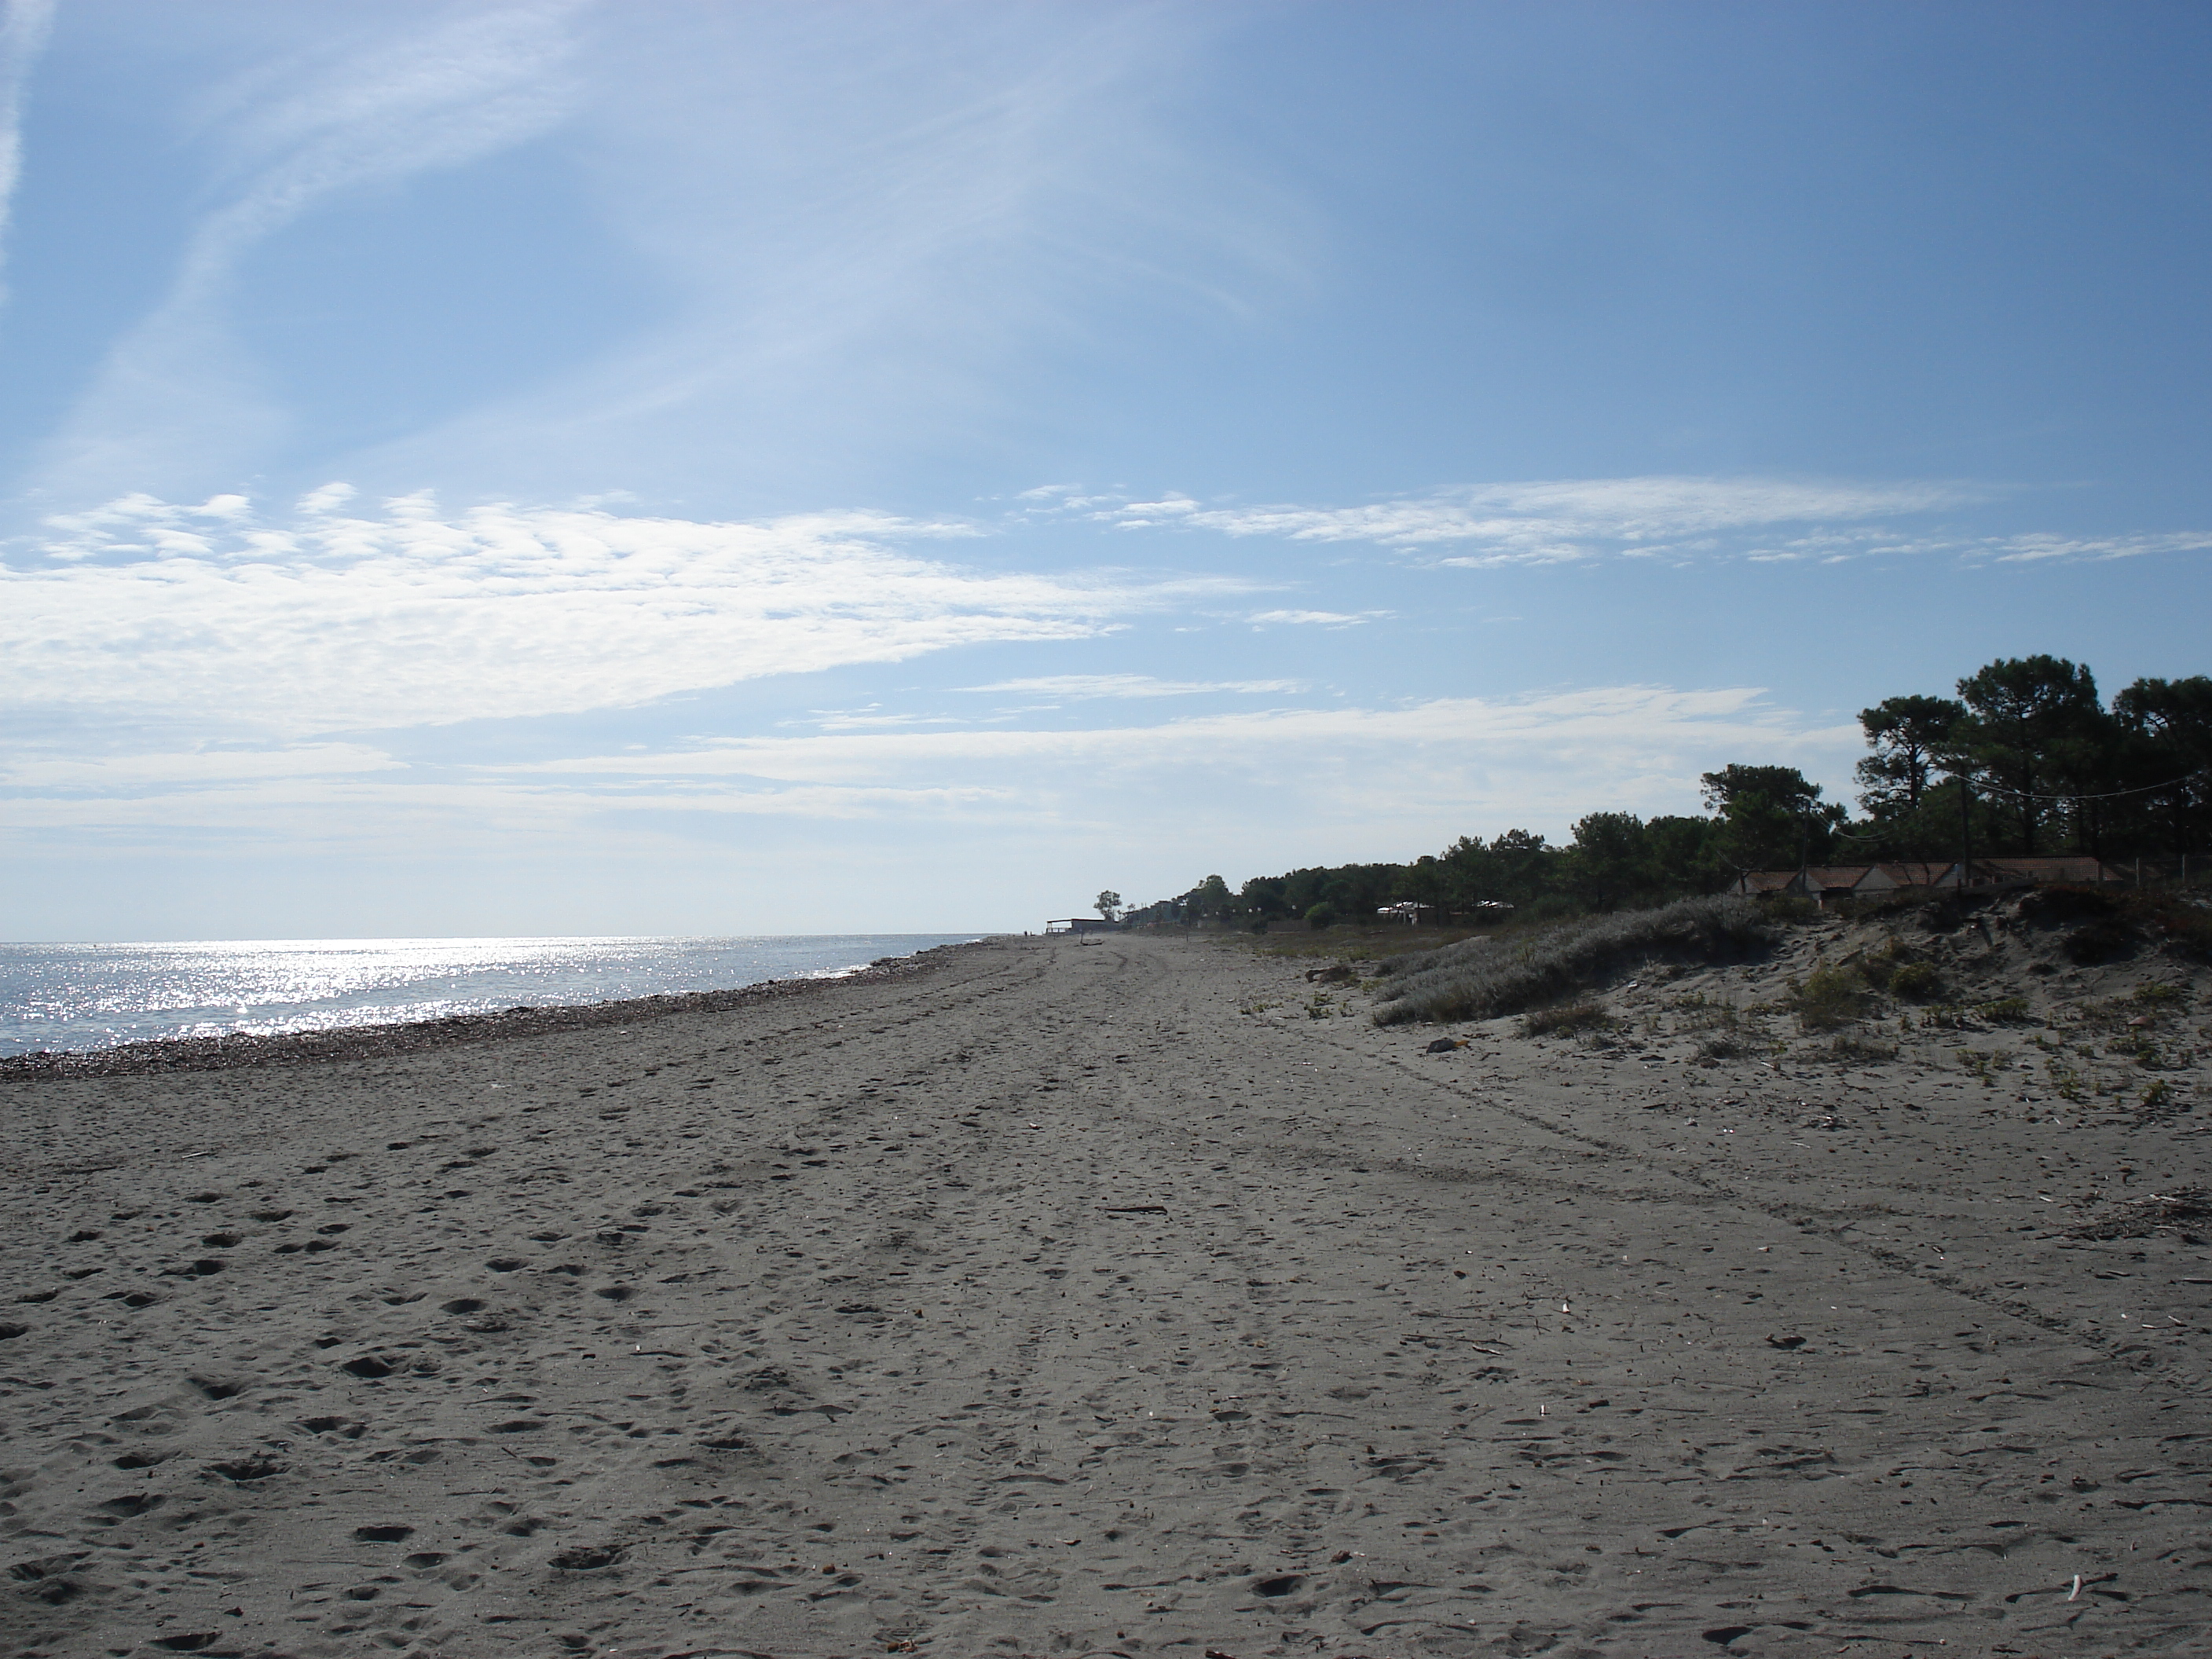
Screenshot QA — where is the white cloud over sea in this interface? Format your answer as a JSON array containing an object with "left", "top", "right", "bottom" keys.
[
  {"left": 5, "top": 471, "right": 2192, "bottom": 858},
  {"left": 503, "top": 682, "right": 1855, "bottom": 818},
  {"left": 20, "top": 467, "right": 2176, "bottom": 765},
  {"left": 4, "top": 492, "right": 1240, "bottom": 734},
  {"left": 4, "top": 683, "right": 1859, "bottom": 855}
]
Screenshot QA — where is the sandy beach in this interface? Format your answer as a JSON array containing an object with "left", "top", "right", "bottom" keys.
[{"left": 5, "top": 928, "right": 2210, "bottom": 1659}]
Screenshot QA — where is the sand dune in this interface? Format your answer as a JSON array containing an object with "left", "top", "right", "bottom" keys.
[{"left": 4, "top": 930, "right": 2209, "bottom": 1657}]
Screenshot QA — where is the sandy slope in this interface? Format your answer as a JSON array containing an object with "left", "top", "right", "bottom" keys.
[{"left": 3, "top": 931, "right": 2210, "bottom": 1659}]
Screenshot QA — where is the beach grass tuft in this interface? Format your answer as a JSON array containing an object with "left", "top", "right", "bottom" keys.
[{"left": 1520, "top": 1000, "right": 1616, "bottom": 1038}]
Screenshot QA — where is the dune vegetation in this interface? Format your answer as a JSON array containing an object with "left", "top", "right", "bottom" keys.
[{"left": 1368, "top": 895, "right": 1777, "bottom": 1026}]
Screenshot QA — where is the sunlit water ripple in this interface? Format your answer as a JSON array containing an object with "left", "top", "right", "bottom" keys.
[{"left": 0, "top": 934, "right": 981, "bottom": 1057}]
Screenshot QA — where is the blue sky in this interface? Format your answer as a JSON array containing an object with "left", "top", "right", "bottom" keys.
[{"left": 2, "top": 0, "right": 2207, "bottom": 939}]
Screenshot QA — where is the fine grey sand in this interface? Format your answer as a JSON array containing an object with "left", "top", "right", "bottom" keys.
[{"left": 5, "top": 928, "right": 2209, "bottom": 1658}]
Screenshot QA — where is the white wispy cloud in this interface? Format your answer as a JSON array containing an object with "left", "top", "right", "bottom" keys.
[
  {"left": 800, "top": 710, "right": 968, "bottom": 734},
  {"left": 31, "top": 2, "right": 586, "bottom": 500},
  {"left": 451, "top": 684, "right": 1860, "bottom": 851},
  {"left": 288, "top": 3, "right": 1309, "bottom": 508},
  {"left": 178, "top": 3, "right": 582, "bottom": 303},
  {"left": 3, "top": 742, "right": 403, "bottom": 793},
  {"left": 0, "top": 0, "right": 53, "bottom": 298},
  {"left": 1082, "top": 475, "right": 1989, "bottom": 563},
  {"left": 959, "top": 673, "right": 1303, "bottom": 699},
  {"left": 3, "top": 494, "right": 1243, "bottom": 734},
  {"left": 1977, "top": 530, "right": 2212, "bottom": 563},
  {"left": 1247, "top": 609, "right": 1373, "bottom": 627},
  {"left": 3, "top": 685, "right": 1861, "bottom": 849},
  {"left": 1732, "top": 524, "right": 2212, "bottom": 566},
  {"left": 516, "top": 683, "right": 1842, "bottom": 789},
  {"left": 1022, "top": 474, "right": 2212, "bottom": 570}
]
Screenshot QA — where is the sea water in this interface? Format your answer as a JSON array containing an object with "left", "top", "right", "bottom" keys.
[{"left": 0, "top": 934, "right": 980, "bottom": 1058}]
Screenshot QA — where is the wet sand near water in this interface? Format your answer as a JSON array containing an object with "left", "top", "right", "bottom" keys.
[{"left": 4, "top": 932, "right": 2209, "bottom": 1657}]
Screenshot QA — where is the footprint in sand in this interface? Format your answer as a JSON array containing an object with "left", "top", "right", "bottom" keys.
[
  {"left": 203, "top": 1457, "right": 287, "bottom": 1484},
  {"left": 548, "top": 1545, "right": 624, "bottom": 1571}
]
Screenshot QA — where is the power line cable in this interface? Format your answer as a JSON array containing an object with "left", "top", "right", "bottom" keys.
[{"left": 1936, "top": 767, "right": 2209, "bottom": 806}]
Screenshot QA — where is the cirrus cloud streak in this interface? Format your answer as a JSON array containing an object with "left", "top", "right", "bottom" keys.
[{"left": 1018, "top": 474, "right": 2212, "bottom": 569}]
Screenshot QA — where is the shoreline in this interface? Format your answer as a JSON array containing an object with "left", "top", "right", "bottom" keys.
[{"left": 0, "top": 936, "right": 997, "bottom": 1080}]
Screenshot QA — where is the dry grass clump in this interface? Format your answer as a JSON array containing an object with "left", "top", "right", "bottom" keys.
[
  {"left": 1520, "top": 1001, "right": 1615, "bottom": 1038},
  {"left": 1372, "top": 896, "right": 1776, "bottom": 1027},
  {"left": 2074, "top": 983, "right": 2185, "bottom": 1035},
  {"left": 1824, "top": 1032, "right": 1900, "bottom": 1065},
  {"left": 1793, "top": 963, "right": 1873, "bottom": 1031},
  {"left": 1669, "top": 991, "right": 1742, "bottom": 1031}
]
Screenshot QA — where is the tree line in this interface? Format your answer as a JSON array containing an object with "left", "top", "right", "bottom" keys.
[{"left": 1126, "top": 655, "right": 2211, "bottom": 927}]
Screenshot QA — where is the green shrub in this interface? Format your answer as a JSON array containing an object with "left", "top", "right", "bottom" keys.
[
  {"left": 1795, "top": 963, "right": 1873, "bottom": 1031},
  {"left": 1856, "top": 938, "right": 1909, "bottom": 990},
  {"left": 1975, "top": 997, "right": 2033, "bottom": 1024},
  {"left": 1887, "top": 961, "right": 1943, "bottom": 1001},
  {"left": 1304, "top": 903, "right": 1340, "bottom": 929}
]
